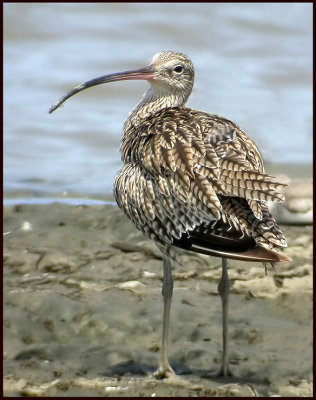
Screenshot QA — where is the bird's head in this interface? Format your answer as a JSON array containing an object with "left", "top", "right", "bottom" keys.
[
  {"left": 49, "top": 51, "right": 195, "bottom": 114},
  {"left": 148, "top": 51, "right": 195, "bottom": 95}
]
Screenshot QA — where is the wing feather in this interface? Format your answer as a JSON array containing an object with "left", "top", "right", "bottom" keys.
[{"left": 117, "top": 107, "right": 289, "bottom": 259}]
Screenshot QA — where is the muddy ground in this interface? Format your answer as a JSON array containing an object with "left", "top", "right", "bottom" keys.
[{"left": 3, "top": 203, "right": 313, "bottom": 397}]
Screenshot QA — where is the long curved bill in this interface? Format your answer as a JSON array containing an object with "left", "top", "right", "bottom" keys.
[{"left": 49, "top": 65, "right": 156, "bottom": 114}]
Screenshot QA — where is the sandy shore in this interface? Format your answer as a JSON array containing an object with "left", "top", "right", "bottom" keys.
[{"left": 3, "top": 203, "right": 313, "bottom": 397}]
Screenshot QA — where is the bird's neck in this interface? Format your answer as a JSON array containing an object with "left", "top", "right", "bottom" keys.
[
  {"left": 121, "top": 87, "right": 190, "bottom": 162},
  {"left": 124, "top": 87, "right": 189, "bottom": 129}
]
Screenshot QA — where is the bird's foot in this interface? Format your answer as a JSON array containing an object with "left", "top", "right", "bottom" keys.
[
  {"left": 153, "top": 363, "right": 176, "bottom": 380},
  {"left": 214, "top": 363, "right": 234, "bottom": 378}
]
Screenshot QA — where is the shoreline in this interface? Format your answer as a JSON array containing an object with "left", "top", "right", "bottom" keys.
[{"left": 3, "top": 203, "right": 313, "bottom": 397}]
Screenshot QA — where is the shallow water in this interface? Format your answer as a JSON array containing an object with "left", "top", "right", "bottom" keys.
[{"left": 4, "top": 3, "right": 312, "bottom": 199}]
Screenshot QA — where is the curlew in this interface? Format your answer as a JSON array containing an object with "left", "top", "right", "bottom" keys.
[{"left": 49, "top": 51, "right": 291, "bottom": 378}]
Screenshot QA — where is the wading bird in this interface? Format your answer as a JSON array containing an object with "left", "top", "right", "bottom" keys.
[{"left": 49, "top": 51, "right": 291, "bottom": 378}]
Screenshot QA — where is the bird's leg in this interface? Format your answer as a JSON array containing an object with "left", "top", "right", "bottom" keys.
[
  {"left": 153, "top": 255, "right": 175, "bottom": 379},
  {"left": 217, "top": 257, "right": 233, "bottom": 376}
]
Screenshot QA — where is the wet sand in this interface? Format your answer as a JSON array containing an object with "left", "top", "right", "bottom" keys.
[{"left": 3, "top": 203, "right": 313, "bottom": 397}]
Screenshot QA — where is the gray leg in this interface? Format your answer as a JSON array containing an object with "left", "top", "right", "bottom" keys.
[
  {"left": 217, "top": 257, "right": 233, "bottom": 376},
  {"left": 153, "top": 255, "right": 175, "bottom": 379}
]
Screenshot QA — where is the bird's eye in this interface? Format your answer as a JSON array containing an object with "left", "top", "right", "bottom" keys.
[{"left": 173, "top": 65, "right": 183, "bottom": 74}]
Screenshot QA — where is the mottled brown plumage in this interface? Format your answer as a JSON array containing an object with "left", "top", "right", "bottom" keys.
[
  {"left": 116, "top": 106, "right": 289, "bottom": 263},
  {"left": 50, "top": 51, "right": 291, "bottom": 378}
]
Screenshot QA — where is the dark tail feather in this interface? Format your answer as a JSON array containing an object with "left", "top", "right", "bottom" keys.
[
  {"left": 174, "top": 238, "right": 291, "bottom": 263},
  {"left": 190, "top": 243, "right": 291, "bottom": 262}
]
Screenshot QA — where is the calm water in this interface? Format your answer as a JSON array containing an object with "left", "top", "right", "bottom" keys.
[{"left": 4, "top": 3, "right": 312, "bottom": 201}]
